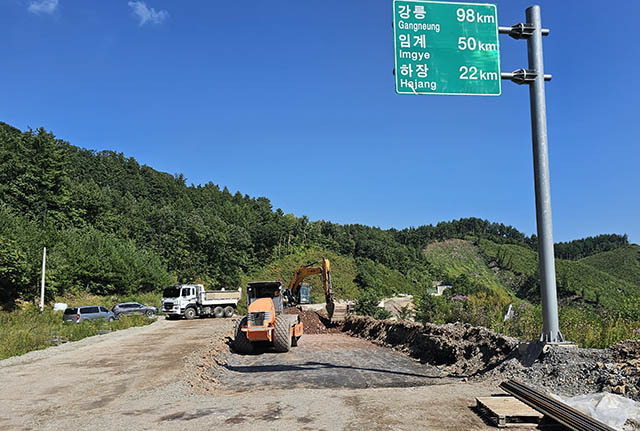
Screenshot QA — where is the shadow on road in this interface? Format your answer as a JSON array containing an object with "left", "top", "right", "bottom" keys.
[{"left": 222, "top": 360, "right": 439, "bottom": 379}]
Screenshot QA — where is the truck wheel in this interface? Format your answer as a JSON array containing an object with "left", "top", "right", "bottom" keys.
[
  {"left": 213, "top": 306, "right": 224, "bottom": 318},
  {"left": 274, "top": 315, "right": 292, "bottom": 352},
  {"left": 233, "top": 317, "right": 253, "bottom": 354},
  {"left": 184, "top": 307, "right": 196, "bottom": 320},
  {"left": 223, "top": 306, "right": 235, "bottom": 318}
]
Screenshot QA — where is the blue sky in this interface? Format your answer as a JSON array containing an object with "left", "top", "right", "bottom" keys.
[{"left": 2, "top": 0, "right": 638, "bottom": 243}]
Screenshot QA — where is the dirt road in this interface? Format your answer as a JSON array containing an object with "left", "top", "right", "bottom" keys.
[
  {"left": 218, "top": 334, "right": 449, "bottom": 390},
  {"left": 0, "top": 317, "right": 530, "bottom": 430}
]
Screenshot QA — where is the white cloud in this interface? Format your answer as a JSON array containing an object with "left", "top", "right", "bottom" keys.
[
  {"left": 128, "top": 1, "right": 169, "bottom": 26},
  {"left": 27, "top": 0, "right": 58, "bottom": 15}
]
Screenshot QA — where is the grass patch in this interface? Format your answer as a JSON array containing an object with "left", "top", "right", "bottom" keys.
[
  {"left": 499, "top": 303, "right": 640, "bottom": 348},
  {"left": 477, "top": 238, "right": 538, "bottom": 276},
  {"left": 415, "top": 293, "right": 640, "bottom": 349},
  {"left": 0, "top": 304, "right": 154, "bottom": 360},
  {"left": 424, "top": 239, "right": 506, "bottom": 291}
]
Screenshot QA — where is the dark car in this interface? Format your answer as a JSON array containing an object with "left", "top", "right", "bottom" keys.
[
  {"left": 112, "top": 302, "right": 158, "bottom": 318},
  {"left": 63, "top": 306, "right": 115, "bottom": 323}
]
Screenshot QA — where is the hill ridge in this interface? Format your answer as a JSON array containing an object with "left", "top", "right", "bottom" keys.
[{"left": 0, "top": 122, "right": 636, "bottom": 316}]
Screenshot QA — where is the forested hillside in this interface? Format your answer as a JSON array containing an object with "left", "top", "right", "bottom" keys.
[
  {"left": 581, "top": 245, "right": 640, "bottom": 287},
  {"left": 555, "top": 234, "right": 631, "bottom": 260},
  {"left": 0, "top": 123, "right": 637, "bottom": 322},
  {"left": 476, "top": 239, "right": 640, "bottom": 318},
  {"left": 0, "top": 123, "right": 436, "bottom": 307}
]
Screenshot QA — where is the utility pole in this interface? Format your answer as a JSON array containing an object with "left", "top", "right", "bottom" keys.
[
  {"left": 501, "top": 6, "right": 563, "bottom": 343},
  {"left": 40, "top": 247, "right": 46, "bottom": 311}
]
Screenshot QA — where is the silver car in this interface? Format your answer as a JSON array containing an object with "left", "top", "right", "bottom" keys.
[
  {"left": 112, "top": 302, "right": 158, "bottom": 318},
  {"left": 62, "top": 306, "right": 115, "bottom": 323}
]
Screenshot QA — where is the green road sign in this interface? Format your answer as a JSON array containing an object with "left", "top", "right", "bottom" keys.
[{"left": 393, "top": 0, "right": 501, "bottom": 96}]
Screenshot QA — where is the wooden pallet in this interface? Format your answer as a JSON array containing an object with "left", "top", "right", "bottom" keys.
[{"left": 476, "top": 396, "right": 544, "bottom": 428}]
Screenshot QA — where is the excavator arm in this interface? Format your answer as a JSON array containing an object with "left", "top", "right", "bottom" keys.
[
  {"left": 285, "top": 258, "right": 346, "bottom": 322},
  {"left": 286, "top": 265, "right": 322, "bottom": 302}
]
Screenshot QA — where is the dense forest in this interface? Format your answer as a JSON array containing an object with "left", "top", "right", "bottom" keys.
[{"left": 0, "top": 123, "right": 635, "bottom": 315}]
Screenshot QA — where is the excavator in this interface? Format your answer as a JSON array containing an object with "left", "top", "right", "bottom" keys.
[
  {"left": 233, "top": 258, "right": 349, "bottom": 354},
  {"left": 283, "top": 257, "right": 348, "bottom": 322}
]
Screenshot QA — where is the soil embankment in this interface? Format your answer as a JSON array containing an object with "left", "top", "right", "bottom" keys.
[
  {"left": 342, "top": 315, "right": 517, "bottom": 376},
  {"left": 342, "top": 315, "right": 640, "bottom": 401}
]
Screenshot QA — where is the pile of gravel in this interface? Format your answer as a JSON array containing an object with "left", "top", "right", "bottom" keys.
[{"left": 487, "top": 341, "right": 640, "bottom": 401}]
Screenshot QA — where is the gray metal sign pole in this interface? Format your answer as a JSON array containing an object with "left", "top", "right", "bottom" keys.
[
  {"left": 501, "top": 5, "right": 563, "bottom": 343},
  {"left": 526, "top": 6, "right": 562, "bottom": 343}
]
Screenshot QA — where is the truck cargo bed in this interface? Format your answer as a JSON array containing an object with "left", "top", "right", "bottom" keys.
[{"left": 203, "top": 290, "right": 241, "bottom": 302}]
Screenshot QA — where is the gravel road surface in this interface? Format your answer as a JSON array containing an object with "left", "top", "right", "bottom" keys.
[{"left": 0, "top": 317, "right": 535, "bottom": 430}]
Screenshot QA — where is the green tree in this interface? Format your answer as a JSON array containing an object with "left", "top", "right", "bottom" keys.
[
  {"left": 415, "top": 292, "right": 447, "bottom": 324},
  {"left": 0, "top": 127, "right": 71, "bottom": 225},
  {"left": 354, "top": 291, "right": 391, "bottom": 320},
  {"left": 0, "top": 237, "right": 30, "bottom": 309}
]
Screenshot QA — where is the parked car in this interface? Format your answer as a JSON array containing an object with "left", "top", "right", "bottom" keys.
[
  {"left": 62, "top": 306, "right": 115, "bottom": 323},
  {"left": 112, "top": 302, "right": 158, "bottom": 318}
]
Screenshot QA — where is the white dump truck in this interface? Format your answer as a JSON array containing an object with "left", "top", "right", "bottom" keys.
[{"left": 161, "top": 284, "right": 242, "bottom": 319}]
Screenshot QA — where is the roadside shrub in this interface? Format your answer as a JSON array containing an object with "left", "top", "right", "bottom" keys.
[
  {"left": 499, "top": 302, "right": 541, "bottom": 340},
  {"left": 0, "top": 304, "right": 154, "bottom": 360},
  {"left": 355, "top": 291, "right": 392, "bottom": 320},
  {"left": 558, "top": 307, "right": 640, "bottom": 348},
  {"left": 414, "top": 290, "right": 640, "bottom": 349},
  {"left": 415, "top": 292, "right": 448, "bottom": 324},
  {"left": 396, "top": 304, "right": 414, "bottom": 321}
]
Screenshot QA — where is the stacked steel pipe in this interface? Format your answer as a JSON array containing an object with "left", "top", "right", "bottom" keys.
[{"left": 499, "top": 380, "right": 615, "bottom": 431}]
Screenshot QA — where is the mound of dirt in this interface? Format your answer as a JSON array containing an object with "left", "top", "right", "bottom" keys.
[
  {"left": 343, "top": 316, "right": 517, "bottom": 376},
  {"left": 284, "top": 307, "right": 343, "bottom": 334},
  {"left": 343, "top": 316, "right": 640, "bottom": 401}
]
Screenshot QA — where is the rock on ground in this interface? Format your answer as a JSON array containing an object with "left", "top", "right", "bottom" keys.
[{"left": 487, "top": 341, "right": 640, "bottom": 401}]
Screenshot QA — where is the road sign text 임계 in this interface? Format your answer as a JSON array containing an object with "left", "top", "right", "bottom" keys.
[{"left": 393, "top": 0, "right": 501, "bottom": 96}]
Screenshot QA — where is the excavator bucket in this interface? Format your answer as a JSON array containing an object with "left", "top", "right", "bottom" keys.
[{"left": 326, "top": 301, "right": 349, "bottom": 323}]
